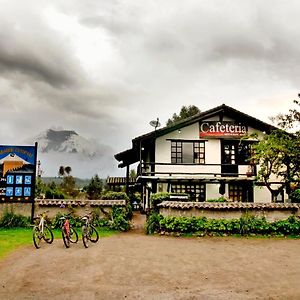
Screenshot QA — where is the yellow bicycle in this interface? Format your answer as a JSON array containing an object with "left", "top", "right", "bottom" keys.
[{"left": 32, "top": 211, "right": 54, "bottom": 249}]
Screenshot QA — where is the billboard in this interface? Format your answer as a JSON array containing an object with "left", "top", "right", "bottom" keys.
[{"left": 0, "top": 144, "right": 37, "bottom": 202}]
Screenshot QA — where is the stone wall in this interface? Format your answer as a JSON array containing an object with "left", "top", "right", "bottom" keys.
[
  {"left": 0, "top": 199, "right": 127, "bottom": 219},
  {"left": 0, "top": 202, "right": 33, "bottom": 218},
  {"left": 158, "top": 201, "right": 300, "bottom": 222}
]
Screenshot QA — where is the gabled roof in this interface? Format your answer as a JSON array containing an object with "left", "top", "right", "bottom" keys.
[{"left": 115, "top": 104, "right": 278, "bottom": 167}]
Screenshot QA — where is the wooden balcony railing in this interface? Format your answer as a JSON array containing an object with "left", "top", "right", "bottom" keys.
[{"left": 139, "top": 162, "right": 257, "bottom": 178}]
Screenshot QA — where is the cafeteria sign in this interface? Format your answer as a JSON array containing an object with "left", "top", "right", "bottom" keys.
[
  {"left": 0, "top": 144, "right": 37, "bottom": 202},
  {"left": 199, "top": 121, "right": 247, "bottom": 138}
]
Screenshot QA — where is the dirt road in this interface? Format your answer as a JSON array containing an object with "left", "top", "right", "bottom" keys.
[{"left": 1, "top": 218, "right": 300, "bottom": 299}]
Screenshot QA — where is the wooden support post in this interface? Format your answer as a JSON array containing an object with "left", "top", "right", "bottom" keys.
[{"left": 126, "top": 165, "right": 129, "bottom": 196}]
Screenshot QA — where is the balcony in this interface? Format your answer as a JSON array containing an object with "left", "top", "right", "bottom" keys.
[{"left": 139, "top": 162, "right": 257, "bottom": 179}]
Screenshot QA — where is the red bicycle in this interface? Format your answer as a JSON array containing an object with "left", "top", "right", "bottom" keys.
[{"left": 60, "top": 213, "right": 78, "bottom": 248}]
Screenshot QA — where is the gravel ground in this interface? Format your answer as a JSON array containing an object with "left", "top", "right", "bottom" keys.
[{"left": 0, "top": 217, "right": 300, "bottom": 300}]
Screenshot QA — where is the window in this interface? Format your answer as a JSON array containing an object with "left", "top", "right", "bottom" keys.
[
  {"left": 228, "top": 182, "right": 253, "bottom": 202},
  {"left": 171, "top": 183, "right": 206, "bottom": 201},
  {"left": 171, "top": 141, "right": 205, "bottom": 164},
  {"left": 237, "top": 141, "right": 256, "bottom": 164},
  {"left": 228, "top": 184, "right": 243, "bottom": 201}
]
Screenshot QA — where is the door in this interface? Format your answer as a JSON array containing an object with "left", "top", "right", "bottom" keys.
[{"left": 221, "top": 140, "right": 238, "bottom": 176}]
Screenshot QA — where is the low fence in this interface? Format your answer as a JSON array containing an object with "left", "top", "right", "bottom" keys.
[
  {"left": 158, "top": 201, "right": 300, "bottom": 222},
  {"left": 0, "top": 199, "right": 127, "bottom": 219}
]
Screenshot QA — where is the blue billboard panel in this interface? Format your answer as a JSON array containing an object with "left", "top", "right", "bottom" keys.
[
  {"left": 0, "top": 144, "right": 37, "bottom": 202},
  {"left": 6, "top": 187, "right": 13, "bottom": 197},
  {"left": 7, "top": 175, "right": 14, "bottom": 184},
  {"left": 15, "top": 187, "right": 22, "bottom": 197},
  {"left": 24, "top": 176, "right": 32, "bottom": 185},
  {"left": 24, "top": 187, "right": 31, "bottom": 197},
  {"left": 16, "top": 175, "right": 23, "bottom": 184}
]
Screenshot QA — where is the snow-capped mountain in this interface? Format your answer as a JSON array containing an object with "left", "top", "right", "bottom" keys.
[
  {"left": 33, "top": 129, "right": 109, "bottom": 158},
  {"left": 25, "top": 129, "right": 121, "bottom": 178}
]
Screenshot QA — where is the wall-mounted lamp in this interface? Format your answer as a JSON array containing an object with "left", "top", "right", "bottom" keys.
[{"left": 178, "top": 129, "right": 181, "bottom": 134}]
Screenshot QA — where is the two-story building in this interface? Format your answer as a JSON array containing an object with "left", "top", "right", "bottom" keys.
[{"left": 115, "top": 104, "right": 287, "bottom": 209}]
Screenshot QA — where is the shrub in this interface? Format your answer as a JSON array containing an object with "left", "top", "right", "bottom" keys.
[
  {"left": 129, "top": 192, "right": 142, "bottom": 209},
  {"left": 102, "top": 191, "right": 129, "bottom": 201},
  {"left": 206, "top": 196, "right": 227, "bottom": 202},
  {"left": 0, "top": 210, "right": 30, "bottom": 228},
  {"left": 110, "top": 205, "right": 130, "bottom": 231},
  {"left": 289, "top": 189, "right": 300, "bottom": 203},
  {"left": 145, "top": 212, "right": 163, "bottom": 234},
  {"left": 149, "top": 214, "right": 300, "bottom": 237},
  {"left": 51, "top": 212, "right": 82, "bottom": 229},
  {"left": 150, "top": 192, "right": 170, "bottom": 209}
]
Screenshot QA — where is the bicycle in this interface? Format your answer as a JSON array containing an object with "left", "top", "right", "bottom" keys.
[
  {"left": 59, "top": 213, "right": 79, "bottom": 248},
  {"left": 81, "top": 213, "right": 99, "bottom": 248},
  {"left": 32, "top": 211, "right": 54, "bottom": 249}
]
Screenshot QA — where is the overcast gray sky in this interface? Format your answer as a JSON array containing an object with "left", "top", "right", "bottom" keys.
[{"left": 1, "top": 0, "right": 300, "bottom": 176}]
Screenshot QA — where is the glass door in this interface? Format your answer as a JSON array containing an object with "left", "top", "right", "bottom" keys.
[{"left": 221, "top": 140, "right": 238, "bottom": 176}]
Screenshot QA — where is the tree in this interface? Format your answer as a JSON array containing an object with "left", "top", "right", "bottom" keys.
[
  {"left": 58, "top": 166, "right": 72, "bottom": 177},
  {"left": 58, "top": 166, "right": 65, "bottom": 177},
  {"left": 85, "top": 174, "right": 103, "bottom": 199},
  {"left": 271, "top": 98, "right": 300, "bottom": 130},
  {"left": 60, "top": 175, "right": 78, "bottom": 198},
  {"left": 57, "top": 165, "right": 78, "bottom": 198},
  {"left": 251, "top": 96, "right": 300, "bottom": 201},
  {"left": 130, "top": 169, "right": 137, "bottom": 179},
  {"left": 252, "top": 130, "right": 300, "bottom": 200},
  {"left": 65, "top": 166, "right": 72, "bottom": 176},
  {"left": 35, "top": 178, "right": 46, "bottom": 198},
  {"left": 166, "top": 105, "right": 200, "bottom": 127}
]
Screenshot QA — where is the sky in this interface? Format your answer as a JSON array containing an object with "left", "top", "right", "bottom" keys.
[{"left": 1, "top": 0, "right": 300, "bottom": 177}]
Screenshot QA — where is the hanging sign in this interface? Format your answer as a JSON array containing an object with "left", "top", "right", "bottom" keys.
[
  {"left": 199, "top": 121, "right": 247, "bottom": 138},
  {"left": 0, "top": 144, "right": 37, "bottom": 202}
]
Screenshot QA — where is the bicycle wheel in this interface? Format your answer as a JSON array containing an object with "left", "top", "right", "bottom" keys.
[
  {"left": 62, "top": 227, "right": 70, "bottom": 248},
  {"left": 69, "top": 225, "right": 78, "bottom": 243},
  {"left": 43, "top": 225, "right": 54, "bottom": 244},
  {"left": 33, "top": 226, "right": 42, "bottom": 249},
  {"left": 82, "top": 225, "right": 89, "bottom": 248},
  {"left": 89, "top": 225, "right": 99, "bottom": 243}
]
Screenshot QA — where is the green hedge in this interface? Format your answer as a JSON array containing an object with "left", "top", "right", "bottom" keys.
[
  {"left": 206, "top": 196, "right": 227, "bottom": 202},
  {"left": 52, "top": 205, "right": 131, "bottom": 232},
  {"left": 0, "top": 210, "right": 31, "bottom": 228},
  {"left": 101, "top": 191, "right": 129, "bottom": 200},
  {"left": 146, "top": 213, "right": 300, "bottom": 236}
]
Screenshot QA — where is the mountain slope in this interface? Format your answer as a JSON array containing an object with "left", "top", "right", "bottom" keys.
[{"left": 25, "top": 129, "right": 120, "bottom": 178}]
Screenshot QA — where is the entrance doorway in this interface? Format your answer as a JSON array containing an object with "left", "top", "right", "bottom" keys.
[{"left": 221, "top": 140, "right": 238, "bottom": 176}]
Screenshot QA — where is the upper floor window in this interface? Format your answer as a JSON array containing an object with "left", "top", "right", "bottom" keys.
[
  {"left": 237, "top": 141, "right": 256, "bottom": 164},
  {"left": 171, "top": 141, "right": 205, "bottom": 164}
]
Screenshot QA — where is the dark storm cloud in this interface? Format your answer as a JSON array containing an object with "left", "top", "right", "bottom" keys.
[
  {"left": 31, "top": 82, "right": 127, "bottom": 120},
  {"left": 0, "top": 5, "right": 82, "bottom": 88},
  {"left": 0, "top": 42, "right": 78, "bottom": 88}
]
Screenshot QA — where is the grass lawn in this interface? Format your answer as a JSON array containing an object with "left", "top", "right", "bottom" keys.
[{"left": 0, "top": 227, "right": 118, "bottom": 261}]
